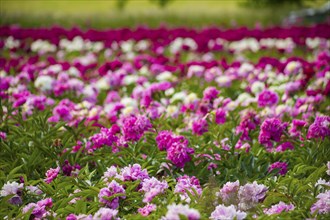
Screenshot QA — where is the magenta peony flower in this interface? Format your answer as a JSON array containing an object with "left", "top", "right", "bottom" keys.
[
  {"left": 89, "top": 126, "right": 119, "bottom": 150},
  {"left": 276, "top": 142, "right": 294, "bottom": 152},
  {"left": 166, "top": 140, "right": 194, "bottom": 168},
  {"left": 268, "top": 162, "right": 288, "bottom": 175},
  {"left": 192, "top": 118, "right": 208, "bottom": 135},
  {"left": 156, "top": 130, "right": 175, "bottom": 151},
  {"left": 122, "top": 115, "right": 152, "bottom": 142},
  {"left": 0, "top": 131, "right": 6, "bottom": 140},
  {"left": 307, "top": 116, "right": 330, "bottom": 140},
  {"left": 203, "top": 86, "right": 220, "bottom": 101},
  {"left": 45, "top": 167, "right": 60, "bottom": 184},
  {"left": 257, "top": 89, "right": 279, "bottom": 107},
  {"left": 258, "top": 118, "right": 287, "bottom": 149},
  {"left": 215, "top": 108, "right": 226, "bottom": 124}
]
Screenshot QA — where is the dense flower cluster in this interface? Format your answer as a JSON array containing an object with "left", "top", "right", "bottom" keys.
[{"left": 0, "top": 25, "right": 329, "bottom": 219}]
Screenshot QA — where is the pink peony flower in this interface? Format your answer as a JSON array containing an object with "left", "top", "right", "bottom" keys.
[
  {"left": 264, "top": 202, "right": 295, "bottom": 215},
  {"left": 210, "top": 204, "right": 246, "bottom": 220},
  {"left": 45, "top": 167, "right": 60, "bottom": 184}
]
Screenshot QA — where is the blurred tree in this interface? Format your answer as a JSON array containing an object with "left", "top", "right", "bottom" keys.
[
  {"left": 116, "top": 0, "right": 173, "bottom": 10},
  {"left": 150, "top": 0, "right": 174, "bottom": 8},
  {"left": 116, "top": 0, "right": 129, "bottom": 10}
]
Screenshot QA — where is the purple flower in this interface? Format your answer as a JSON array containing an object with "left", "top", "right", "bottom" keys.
[
  {"left": 89, "top": 126, "right": 119, "bottom": 150},
  {"left": 66, "top": 213, "right": 93, "bottom": 220},
  {"left": 268, "top": 162, "right": 288, "bottom": 175},
  {"left": 257, "top": 90, "right": 279, "bottom": 107},
  {"left": 98, "top": 180, "right": 126, "bottom": 209},
  {"left": 167, "top": 140, "right": 194, "bottom": 168},
  {"left": 103, "top": 166, "right": 120, "bottom": 182},
  {"left": 121, "top": 164, "right": 149, "bottom": 181},
  {"left": 192, "top": 118, "right": 208, "bottom": 135},
  {"left": 238, "top": 181, "right": 268, "bottom": 211},
  {"left": 215, "top": 108, "right": 226, "bottom": 124},
  {"left": 123, "top": 115, "right": 151, "bottom": 142},
  {"left": 0, "top": 131, "right": 7, "bottom": 140},
  {"left": 0, "top": 181, "right": 23, "bottom": 205},
  {"left": 163, "top": 203, "right": 200, "bottom": 220},
  {"left": 203, "top": 86, "right": 220, "bottom": 101},
  {"left": 258, "top": 118, "right": 287, "bottom": 149},
  {"left": 174, "top": 175, "right": 202, "bottom": 203},
  {"left": 217, "top": 181, "right": 240, "bottom": 205},
  {"left": 45, "top": 167, "right": 60, "bottom": 184},
  {"left": 94, "top": 207, "right": 118, "bottom": 220},
  {"left": 276, "top": 142, "right": 294, "bottom": 152},
  {"left": 310, "top": 190, "right": 330, "bottom": 214},
  {"left": 138, "top": 204, "right": 157, "bottom": 216},
  {"left": 140, "top": 177, "right": 168, "bottom": 203},
  {"left": 307, "top": 116, "right": 330, "bottom": 140},
  {"left": 156, "top": 130, "right": 175, "bottom": 151},
  {"left": 264, "top": 202, "right": 295, "bottom": 215},
  {"left": 289, "top": 119, "right": 306, "bottom": 137},
  {"left": 236, "top": 110, "right": 260, "bottom": 141},
  {"left": 23, "top": 198, "right": 53, "bottom": 219},
  {"left": 62, "top": 160, "right": 81, "bottom": 176},
  {"left": 210, "top": 204, "right": 247, "bottom": 220}
]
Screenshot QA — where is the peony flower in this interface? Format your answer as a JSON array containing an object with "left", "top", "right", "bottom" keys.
[
  {"left": 264, "top": 201, "right": 295, "bottom": 215},
  {"left": 238, "top": 181, "right": 268, "bottom": 211},
  {"left": 257, "top": 89, "right": 279, "bottom": 107},
  {"left": 138, "top": 204, "right": 157, "bottom": 216},
  {"left": 122, "top": 115, "right": 151, "bottom": 142},
  {"left": 94, "top": 207, "right": 118, "bottom": 220},
  {"left": 163, "top": 203, "right": 200, "bottom": 220},
  {"left": 258, "top": 118, "right": 287, "bottom": 149},
  {"left": 140, "top": 177, "right": 168, "bottom": 203},
  {"left": 215, "top": 108, "right": 226, "bottom": 124},
  {"left": 310, "top": 190, "right": 330, "bottom": 214},
  {"left": 98, "top": 180, "right": 126, "bottom": 209},
  {"left": 203, "top": 86, "right": 220, "bottom": 101},
  {"left": 307, "top": 116, "right": 330, "bottom": 140},
  {"left": 23, "top": 198, "right": 53, "bottom": 219},
  {"left": 210, "top": 204, "right": 246, "bottom": 220},
  {"left": 217, "top": 181, "right": 240, "bottom": 205},
  {"left": 192, "top": 118, "right": 208, "bottom": 135},
  {"left": 174, "top": 175, "right": 202, "bottom": 203},
  {"left": 268, "top": 162, "right": 288, "bottom": 175},
  {"left": 45, "top": 167, "right": 60, "bottom": 184}
]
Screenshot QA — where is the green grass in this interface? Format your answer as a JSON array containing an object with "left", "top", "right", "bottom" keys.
[{"left": 0, "top": 0, "right": 327, "bottom": 28}]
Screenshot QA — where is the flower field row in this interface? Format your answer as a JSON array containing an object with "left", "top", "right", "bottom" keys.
[{"left": 0, "top": 25, "right": 329, "bottom": 219}]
